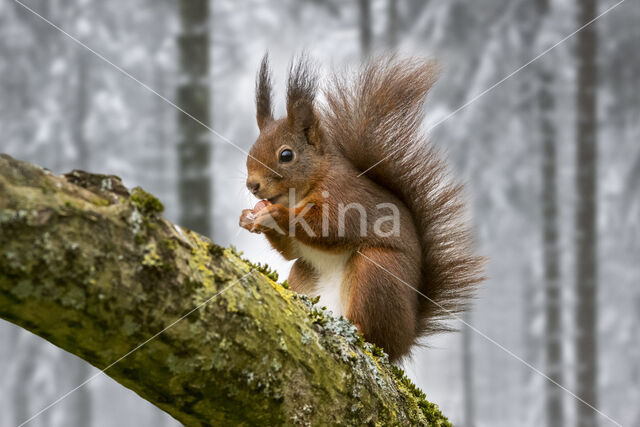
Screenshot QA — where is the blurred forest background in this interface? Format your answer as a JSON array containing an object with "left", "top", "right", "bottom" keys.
[{"left": 0, "top": 0, "right": 638, "bottom": 426}]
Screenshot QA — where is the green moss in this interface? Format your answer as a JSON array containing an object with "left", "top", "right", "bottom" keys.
[
  {"left": 243, "top": 261, "right": 279, "bottom": 282},
  {"left": 370, "top": 344, "right": 386, "bottom": 358},
  {"left": 309, "top": 307, "right": 328, "bottom": 326},
  {"left": 207, "top": 242, "right": 224, "bottom": 257},
  {"left": 135, "top": 233, "right": 146, "bottom": 245},
  {"left": 187, "top": 234, "right": 219, "bottom": 297},
  {"left": 391, "top": 365, "right": 451, "bottom": 426},
  {"left": 11, "top": 280, "right": 35, "bottom": 299},
  {"left": 122, "top": 315, "right": 141, "bottom": 336},
  {"left": 166, "top": 353, "right": 199, "bottom": 375},
  {"left": 228, "top": 248, "right": 296, "bottom": 295},
  {"left": 40, "top": 180, "right": 55, "bottom": 194},
  {"left": 130, "top": 187, "right": 164, "bottom": 215},
  {"left": 223, "top": 287, "right": 239, "bottom": 313},
  {"left": 142, "top": 242, "right": 164, "bottom": 269},
  {"left": 162, "top": 239, "right": 179, "bottom": 251},
  {"left": 228, "top": 245, "right": 243, "bottom": 257},
  {"left": 94, "top": 197, "right": 111, "bottom": 207},
  {"left": 60, "top": 286, "right": 87, "bottom": 310}
]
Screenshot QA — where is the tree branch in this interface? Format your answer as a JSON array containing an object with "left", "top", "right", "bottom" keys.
[{"left": 0, "top": 154, "right": 450, "bottom": 426}]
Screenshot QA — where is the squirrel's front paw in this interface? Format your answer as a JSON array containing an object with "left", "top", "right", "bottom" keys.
[
  {"left": 252, "top": 204, "right": 287, "bottom": 234},
  {"left": 239, "top": 209, "right": 259, "bottom": 233}
]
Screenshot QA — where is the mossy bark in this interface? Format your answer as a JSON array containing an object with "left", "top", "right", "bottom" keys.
[{"left": 0, "top": 154, "right": 450, "bottom": 426}]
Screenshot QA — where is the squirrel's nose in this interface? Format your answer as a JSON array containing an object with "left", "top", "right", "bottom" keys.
[{"left": 246, "top": 180, "right": 260, "bottom": 195}]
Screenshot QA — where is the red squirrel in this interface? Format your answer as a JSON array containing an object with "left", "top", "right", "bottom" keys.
[{"left": 239, "top": 55, "right": 484, "bottom": 361}]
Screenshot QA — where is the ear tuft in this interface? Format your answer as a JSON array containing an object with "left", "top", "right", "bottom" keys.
[
  {"left": 256, "top": 53, "right": 274, "bottom": 131},
  {"left": 286, "top": 55, "right": 319, "bottom": 137}
]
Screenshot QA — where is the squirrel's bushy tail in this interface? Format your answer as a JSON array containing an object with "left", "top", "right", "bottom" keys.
[{"left": 323, "top": 56, "right": 485, "bottom": 336}]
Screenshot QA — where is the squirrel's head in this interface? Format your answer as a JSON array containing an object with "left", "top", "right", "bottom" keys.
[{"left": 246, "top": 54, "right": 325, "bottom": 206}]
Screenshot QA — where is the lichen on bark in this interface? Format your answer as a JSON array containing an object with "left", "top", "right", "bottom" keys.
[{"left": 0, "top": 154, "right": 450, "bottom": 426}]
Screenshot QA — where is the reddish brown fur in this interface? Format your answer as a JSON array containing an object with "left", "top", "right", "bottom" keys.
[{"left": 240, "top": 55, "right": 485, "bottom": 361}]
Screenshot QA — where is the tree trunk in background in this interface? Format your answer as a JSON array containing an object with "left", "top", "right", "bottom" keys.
[
  {"left": 517, "top": 0, "right": 564, "bottom": 423},
  {"left": 540, "top": 64, "right": 563, "bottom": 427},
  {"left": 359, "top": 0, "right": 372, "bottom": 59},
  {"left": 63, "top": 356, "right": 93, "bottom": 427},
  {"left": 177, "top": 0, "right": 211, "bottom": 236},
  {"left": 635, "top": 293, "right": 640, "bottom": 427},
  {"left": 141, "top": 2, "right": 174, "bottom": 208},
  {"left": 461, "top": 311, "right": 475, "bottom": 427},
  {"left": 574, "top": 0, "right": 599, "bottom": 426},
  {"left": 73, "top": 50, "right": 90, "bottom": 172},
  {"left": 535, "top": 1, "right": 564, "bottom": 426},
  {"left": 13, "top": 334, "right": 38, "bottom": 425},
  {"left": 154, "top": 67, "right": 171, "bottom": 203},
  {"left": 521, "top": 270, "right": 542, "bottom": 423},
  {"left": 386, "top": 0, "right": 398, "bottom": 49},
  {"left": 138, "top": 64, "right": 170, "bottom": 203}
]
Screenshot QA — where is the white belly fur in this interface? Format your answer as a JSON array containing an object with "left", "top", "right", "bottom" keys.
[{"left": 295, "top": 243, "right": 351, "bottom": 317}]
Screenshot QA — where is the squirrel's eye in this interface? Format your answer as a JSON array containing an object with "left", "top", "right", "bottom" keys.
[{"left": 279, "top": 149, "right": 294, "bottom": 163}]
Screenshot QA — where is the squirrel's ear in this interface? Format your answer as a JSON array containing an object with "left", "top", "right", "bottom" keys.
[
  {"left": 286, "top": 55, "right": 319, "bottom": 144},
  {"left": 256, "top": 53, "right": 274, "bottom": 132},
  {"left": 287, "top": 99, "right": 318, "bottom": 142}
]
